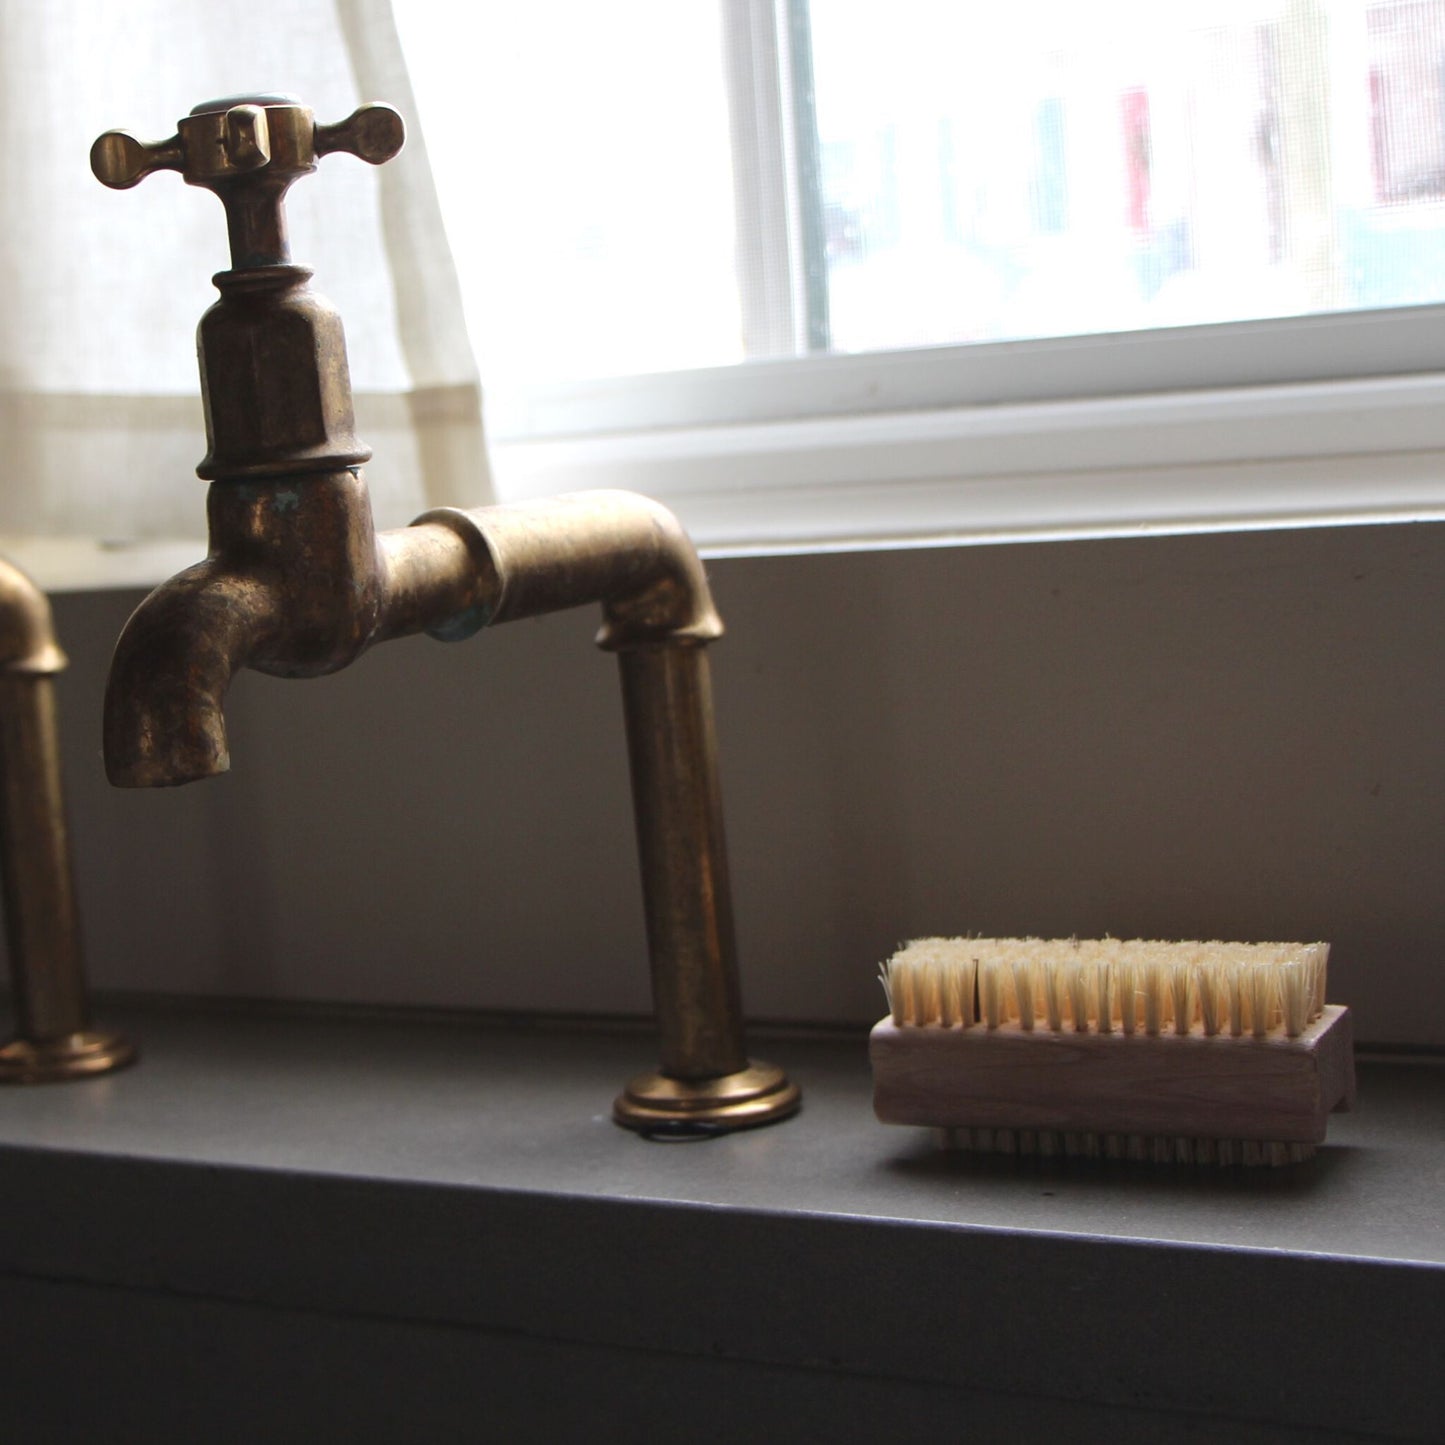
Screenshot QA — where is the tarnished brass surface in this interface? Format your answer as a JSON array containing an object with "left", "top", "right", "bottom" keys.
[
  {"left": 0, "top": 562, "right": 68, "bottom": 675},
  {"left": 93, "top": 98, "right": 797, "bottom": 1131},
  {"left": 0, "top": 1030, "right": 135, "bottom": 1084},
  {"left": 93, "top": 95, "right": 402, "bottom": 269},
  {"left": 197, "top": 267, "right": 370, "bottom": 481},
  {"left": 0, "top": 560, "right": 134, "bottom": 1081},
  {"left": 416, "top": 493, "right": 724, "bottom": 647},
  {"left": 614, "top": 1061, "right": 803, "bottom": 1133},
  {"left": 95, "top": 97, "right": 397, "bottom": 478},
  {"left": 618, "top": 645, "right": 744, "bottom": 1080}
]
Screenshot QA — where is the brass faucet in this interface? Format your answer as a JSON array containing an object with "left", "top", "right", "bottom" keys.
[
  {"left": 0, "top": 557, "right": 134, "bottom": 1081},
  {"left": 91, "top": 95, "right": 798, "bottom": 1131}
]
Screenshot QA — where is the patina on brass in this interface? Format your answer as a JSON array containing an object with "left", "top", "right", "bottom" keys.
[
  {"left": 92, "top": 95, "right": 798, "bottom": 1132},
  {"left": 0, "top": 559, "right": 134, "bottom": 1082}
]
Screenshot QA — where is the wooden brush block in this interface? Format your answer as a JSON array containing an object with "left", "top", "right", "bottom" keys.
[{"left": 871, "top": 1004, "right": 1355, "bottom": 1144}]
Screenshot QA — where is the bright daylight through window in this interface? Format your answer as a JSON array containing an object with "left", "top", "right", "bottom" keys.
[
  {"left": 811, "top": 0, "right": 1445, "bottom": 353},
  {"left": 400, "top": 0, "right": 1445, "bottom": 378},
  {"left": 395, "top": 0, "right": 1445, "bottom": 545}
]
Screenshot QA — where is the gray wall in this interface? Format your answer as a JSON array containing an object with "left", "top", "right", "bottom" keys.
[{"left": 46, "top": 520, "right": 1445, "bottom": 1045}]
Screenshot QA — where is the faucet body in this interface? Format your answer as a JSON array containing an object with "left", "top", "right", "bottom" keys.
[
  {"left": 96, "top": 95, "right": 798, "bottom": 1130},
  {"left": 0, "top": 558, "right": 134, "bottom": 1081}
]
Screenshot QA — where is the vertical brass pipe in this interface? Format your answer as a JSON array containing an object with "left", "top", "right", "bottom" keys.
[
  {"left": 0, "top": 567, "right": 134, "bottom": 1082},
  {"left": 612, "top": 643, "right": 799, "bottom": 1131},
  {"left": 0, "top": 673, "right": 89, "bottom": 1040},
  {"left": 618, "top": 644, "right": 747, "bottom": 1079}
]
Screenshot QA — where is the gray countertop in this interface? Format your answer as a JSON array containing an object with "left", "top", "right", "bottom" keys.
[{"left": 1, "top": 1000, "right": 1442, "bottom": 1442}]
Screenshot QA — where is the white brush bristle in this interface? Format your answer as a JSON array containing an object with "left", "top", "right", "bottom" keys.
[{"left": 880, "top": 937, "right": 1329, "bottom": 1039}]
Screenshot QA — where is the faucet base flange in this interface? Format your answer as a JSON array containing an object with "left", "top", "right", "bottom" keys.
[
  {"left": 0, "top": 1029, "right": 137, "bottom": 1083},
  {"left": 613, "top": 1060, "right": 801, "bottom": 1134}
]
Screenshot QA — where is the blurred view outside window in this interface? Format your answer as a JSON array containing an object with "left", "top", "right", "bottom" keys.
[{"left": 398, "top": 0, "right": 1445, "bottom": 397}]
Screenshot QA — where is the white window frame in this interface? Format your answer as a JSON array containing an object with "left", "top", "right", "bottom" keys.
[{"left": 488, "top": 307, "right": 1445, "bottom": 552}]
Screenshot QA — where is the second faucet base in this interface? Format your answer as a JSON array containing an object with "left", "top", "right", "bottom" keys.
[
  {"left": 0, "top": 1029, "right": 137, "bottom": 1083},
  {"left": 613, "top": 1060, "right": 801, "bottom": 1134}
]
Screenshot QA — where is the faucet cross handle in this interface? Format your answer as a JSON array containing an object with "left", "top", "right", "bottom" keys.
[
  {"left": 91, "top": 95, "right": 405, "bottom": 269},
  {"left": 314, "top": 104, "right": 406, "bottom": 166},
  {"left": 90, "top": 102, "right": 269, "bottom": 190}
]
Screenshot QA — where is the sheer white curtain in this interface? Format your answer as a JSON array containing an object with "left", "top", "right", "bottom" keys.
[{"left": 0, "top": 0, "right": 491, "bottom": 580}]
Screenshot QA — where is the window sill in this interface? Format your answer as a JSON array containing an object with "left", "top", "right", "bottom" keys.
[
  {"left": 492, "top": 373, "right": 1445, "bottom": 554},
  {"left": 1, "top": 998, "right": 1440, "bottom": 1440}
]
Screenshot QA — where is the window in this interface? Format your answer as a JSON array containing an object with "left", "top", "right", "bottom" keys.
[{"left": 395, "top": 1, "right": 1445, "bottom": 549}]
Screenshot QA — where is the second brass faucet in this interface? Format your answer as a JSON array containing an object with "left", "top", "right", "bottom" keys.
[
  {"left": 0, "top": 558, "right": 133, "bottom": 1082},
  {"left": 93, "top": 94, "right": 799, "bottom": 1131}
]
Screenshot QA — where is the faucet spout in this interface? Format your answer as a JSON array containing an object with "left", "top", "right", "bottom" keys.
[
  {"left": 106, "top": 468, "right": 389, "bottom": 787},
  {"left": 104, "top": 559, "right": 280, "bottom": 787}
]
